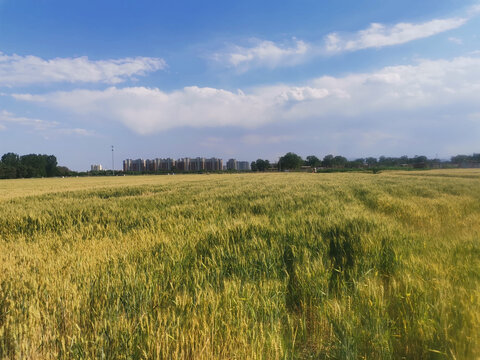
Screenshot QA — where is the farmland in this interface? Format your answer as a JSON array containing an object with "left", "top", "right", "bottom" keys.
[{"left": 0, "top": 170, "right": 479, "bottom": 359}]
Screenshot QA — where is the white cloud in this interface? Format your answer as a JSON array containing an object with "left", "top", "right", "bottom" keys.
[
  {"left": 12, "top": 56, "right": 480, "bottom": 135},
  {"left": 213, "top": 13, "right": 471, "bottom": 70},
  {"left": 0, "top": 109, "right": 58, "bottom": 130},
  {"left": 324, "top": 17, "right": 468, "bottom": 53},
  {"left": 213, "top": 39, "right": 309, "bottom": 71},
  {"left": 12, "top": 85, "right": 332, "bottom": 134},
  {"left": 468, "top": 112, "right": 480, "bottom": 120},
  {"left": 0, "top": 109, "right": 94, "bottom": 136},
  {"left": 448, "top": 36, "right": 463, "bottom": 44},
  {"left": 275, "top": 86, "right": 330, "bottom": 102},
  {"left": 54, "top": 128, "right": 96, "bottom": 137},
  {"left": 469, "top": 3, "right": 480, "bottom": 15},
  {"left": 26, "top": 86, "right": 279, "bottom": 133},
  {"left": 0, "top": 53, "right": 166, "bottom": 86},
  {"left": 242, "top": 134, "right": 293, "bottom": 145},
  {"left": 199, "top": 136, "right": 225, "bottom": 148}
]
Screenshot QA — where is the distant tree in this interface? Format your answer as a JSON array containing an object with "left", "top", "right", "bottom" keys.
[
  {"left": 1, "top": 153, "right": 20, "bottom": 167},
  {"left": 16, "top": 164, "right": 32, "bottom": 178},
  {"left": 305, "top": 155, "right": 321, "bottom": 168},
  {"left": 46, "top": 155, "right": 57, "bottom": 177},
  {"left": 451, "top": 155, "right": 469, "bottom": 164},
  {"left": 332, "top": 156, "right": 348, "bottom": 168},
  {"left": 255, "top": 159, "right": 270, "bottom": 172},
  {"left": 279, "top": 152, "right": 303, "bottom": 170},
  {"left": 21, "top": 154, "right": 47, "bottom": 177},
  {"left": 264, "top": 160, "right": 271, "bottom": 170},
  {"left": 0, "top": 164, "right": 16, "bottom": 179},
  {"left": 322, "top": 154, "right": 334, "bottom": 168},
  {"left": 400, "top": 155, "right": 409, "bottom": 164},
  {"left": 365, "top": 157, "right": 377, "bottom": 167},
  {"left": 250, "top": 161, "right": 258, "bottom": 172},
  {"left": 413, "top": 155, "right": 427, "bottom": 164},
  {"left": 56, "top": 166, "right": 72, "bottom": 177},
  {"left": 347, "top": 158, "right": 365, "bottom": 168},
  {"left": 376, "top": 156, "right": 406, "bottom": 166},
  {"left": 0, "top": 152, "right": 59, "bottom": 179}
]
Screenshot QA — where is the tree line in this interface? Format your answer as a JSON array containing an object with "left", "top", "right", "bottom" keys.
[
  {"left": 250, "top": 152, "right": 480, "bottom": 171},
  {"left": 1, "top": 151, "right": 479, "bottom": 178},
  {"left": 450, "top": 153, "right": 480, "bottom": 164},
  {"left": 0, "top": 152, "right": 70, "bottom": 179}
]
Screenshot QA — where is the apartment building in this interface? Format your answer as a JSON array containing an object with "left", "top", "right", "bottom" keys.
[
  {"left": 157, "top": 158, "right": 176, "bottom": 171},
  {"left": 144, "top": 158, "right": 177, "bottom": 172},
  {"left": 146, "top": 159, "right": 156, "bottom": 172},
  {"left": 123, "top": 159, "right": 132, "bottom": 172},
  {"left": 175, "top": 157, "right": 223, "bottom": 172},
  {"left": 226, "top": 159, "right": 250, "bottom": 171},
  {"left": 237, "top": 161, "right": 250, "bottom": 171},
  {"left": 175, "top": 158, "right": 190, "bottom": 171},
  {"left": 123, "top": 158, "right": 146, "bottom": 172},
  {"left": 205, "top": 158, "right": 223, "bottom": 171},
  {"left": 123, "top": 157, "right": 246, "bottom": 172},
  {"left": 189, "top": 157, "right": 205, "bottom": 172},
  {"left": 226, "top": 159, "right": 237, "bottom": 170}
]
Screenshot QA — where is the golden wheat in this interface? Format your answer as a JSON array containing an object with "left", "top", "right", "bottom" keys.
[{"left": 0, "top": 170, "right": 479, "bottom": 359}]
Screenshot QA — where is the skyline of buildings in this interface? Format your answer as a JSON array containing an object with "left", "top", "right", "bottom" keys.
[{"left": 122, "top": 157, "right": 251, "bottom": 172}]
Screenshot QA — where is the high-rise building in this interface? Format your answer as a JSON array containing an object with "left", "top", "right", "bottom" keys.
[
  {"left": 132, "top": 159, "right": 146, "bottom": 172},
  {"left": 90, "top": 164, "right": 103, "bottom": 171},
  {"left": 190, "top": 157, "right": 206, "bottom": 171},
  {"left": 158, "top": 158, "right": 176, "bottom": 171},
  {"left": 146, "top": 159, "right": 156, "bottom": 172},
  {"left": 176, "top": 158, "right": 190, "bottom": 171},
  {"left": 237, "top": 161, "right": 250, "bottom": 171},
  {"left": 205, "top": 158, "right": 223, "bottom": 171},
  {"left": 227, "top": 159, "right": 237, "bottom": 170},
  {"left": 123, "top": 156, "right": 242, "bottom": 172}
]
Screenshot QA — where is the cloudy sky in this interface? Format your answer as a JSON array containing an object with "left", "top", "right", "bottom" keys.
[{"left": 1, "top": 0, "right": 480, "bottom": 170}]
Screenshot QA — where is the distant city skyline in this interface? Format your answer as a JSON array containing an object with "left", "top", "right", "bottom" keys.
[{"left": 1, "top": 1, "right": 480, "bottom": 171}]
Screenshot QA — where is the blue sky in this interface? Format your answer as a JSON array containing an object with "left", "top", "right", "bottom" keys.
[{"left": 1, "top": 0, "right": 480, "bottom": 170}]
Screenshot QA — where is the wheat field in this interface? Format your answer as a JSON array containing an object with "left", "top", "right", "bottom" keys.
[{"left": 0, "top": 170, "right": 479, "bottom": 359}]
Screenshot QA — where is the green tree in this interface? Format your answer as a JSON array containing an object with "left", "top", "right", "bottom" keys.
[
  {"left": 0, "top": 164, "right": 16, "bottom": 179},
  {"left": 305, "top": 155, "right": 321, "bottom": 168},
  {"left": 56, "top": 166, "right": 72, "bottom": 177},
  {"left": 21, "top": 154, "right": 47, "bottom": 177},
  {"left": 413, "top": 155, "right": 427, "bottom": 164},
  {"left": 1, "top": 152, "right": 20, "bottom": 167},
  {"left": 322, "top": 154, "right": 334, "bottom": 168},
  {"left": 0, "top": 153, "right": 59, "bottom": 179},
  {"left": 365, "top": 157, "right": 377, "bottom": 167},
  {"left": 347, "top": 158, "right": 365, "bottom": 168},
  {"left": 46, "top": 155, "right": 58, "bottom": 177},
  {"left": 279, "top": 152, "right": 303, "bottom": 170},
  {"left": 333, "top": 156, "right": 348, "bottom": 168},
  {"left": 255, "top": 159, "right": 270, "bottom": 172}
]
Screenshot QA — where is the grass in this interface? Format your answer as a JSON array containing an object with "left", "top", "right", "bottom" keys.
[{"left": 0, "top": 170, "right": 479, "bottom": 359}]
